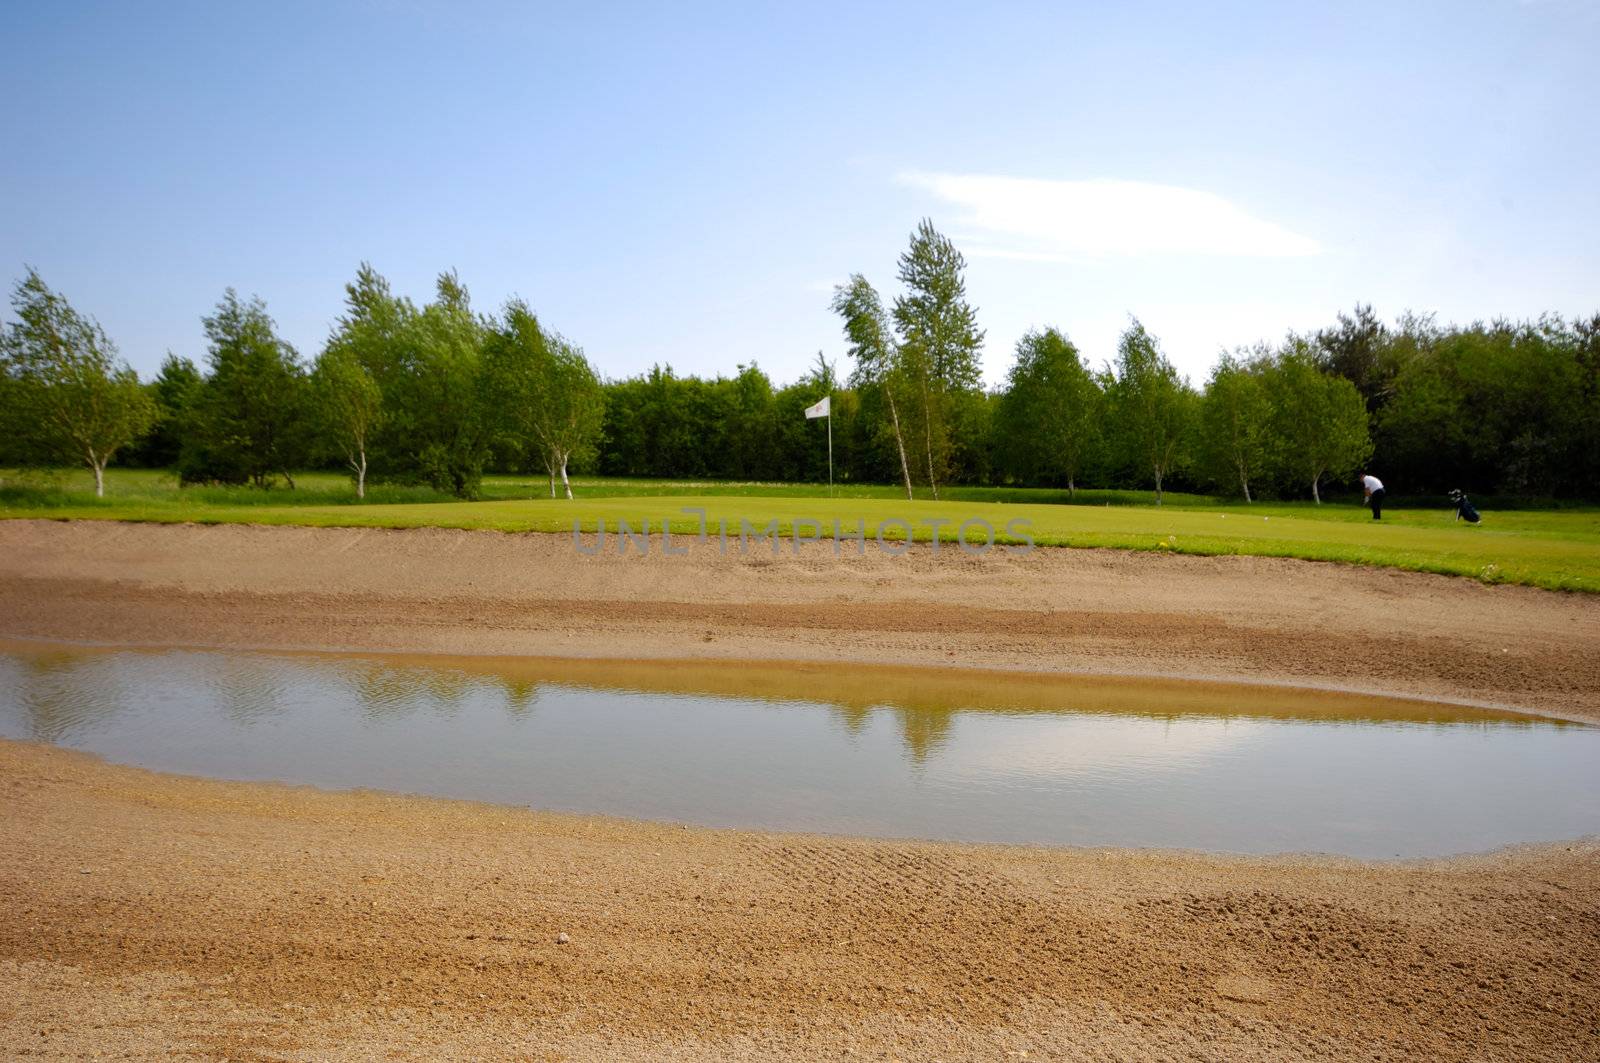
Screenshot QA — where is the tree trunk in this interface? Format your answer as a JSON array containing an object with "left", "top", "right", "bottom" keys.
[
  {"left": 354, "top": 448, "right": 367, "bottom": 500},
  {"left": 283, "top": 469, "right": 296, "bottom": 490},
  {"left": 91, "top": 456, "right": 105, "bottom": 498},
  {"left": 921, "top": 381, "right": 939, "bottom": 501},
  {"left": 560, "top": 454, "right": 573, "bottom": 500},
  {"left": 1154, "top": 466, "right": 1164, "bottom": 506},
  {"left": 1068, "top": 476, "right": 1076, "bottom": 499},
  {"left": 1239, "top": 464, "right": 1251, "bottom": 503},
  {"left": 549, "top": 464, "right": 557, "bottom": 499},
  {"left": 1312, "top": 475, "right": 1321, "bottom": 504},
  {"left": 885, "top": 387, "right": 914, "bottom": 502}
]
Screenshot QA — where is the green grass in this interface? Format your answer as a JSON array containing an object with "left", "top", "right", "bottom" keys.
[{"left": 4, "top": 467, "right": 1598, "bottom": 592}]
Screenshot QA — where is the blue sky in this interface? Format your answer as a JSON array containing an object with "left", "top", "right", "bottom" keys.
[{"left": 3, "top": 1, "right": 1596, "bottom": 387}]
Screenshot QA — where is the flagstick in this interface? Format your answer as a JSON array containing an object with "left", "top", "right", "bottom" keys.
[{"left": 826, "top": 404, "right": 833, "bottom": 498}]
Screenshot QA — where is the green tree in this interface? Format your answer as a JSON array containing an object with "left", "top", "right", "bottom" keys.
[
  {"left": 310, "top": 346, "right": 383, "bottom": 498},
  {"left": 806, "top": 349, "right": 836, "bottom": 392},
  {"left": 1267, "top": 345, "right": 1372, "bottom": 502},
  {"left": 323, "top": 264, "right": 413, "bottom": 482},
  {"left": 181, "top": 290, "right": 309, "bottom": 488},
  {"left": 1373, "top": 317, "right": 1586, "bottom": 496},
  {"left": 1199, "top": 349, "right": 1273, "bottom": 501},
  {"left": 1567, "top": 315, "right": 1600, "bottom": 496},
  {"left": 326, "top": 265, "right": 414, "bottom": 379},
  {"left": 945, "top": 387, "right": 997, "bottom": 485},
  {"left": 322, "top": 264, "right": 491, "bottom": 497},
  {"left": 996, "top": 327, "right": 1101, "bottom": 494},
  {"left": 729, "top": 363, "right": 782, "bottom": 479},
  {"left": 324, "top": 266, "right": 490, "bottom": 498},
  {"left": 892, "top": 219, "right": 984, "bottom": 499},
  {"left": 407, "top": 272, "right": 490, "bottom": 497},
  {"left": 0, "top": 362, "right": 19, "bottom": 468},
  {"left": 127, "top": 353, "right": 202, "bottom": 467},
  {"left": 1108, "top": 319, "right": 1194, "bottom": 504},
  {"left": 1314, "top": 304, "right": 1396, "bottom": 413},
  {"left": 484, "top": 300, "right": 605, "bottom": 498},
  {"left": 832, "top": 274, "right": 914, "bottom": 499},
  {"left": 2, "top": 269, "right": 156, "bottom": 496}
]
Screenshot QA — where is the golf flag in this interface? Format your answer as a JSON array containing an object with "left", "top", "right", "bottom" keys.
[{"left": 804, "top": 394, "right": 833, "bottom": 494}]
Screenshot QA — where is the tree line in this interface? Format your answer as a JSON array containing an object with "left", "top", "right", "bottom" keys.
[
  {"left": 4, "top": 230, "right": 1597, "bottom": 502},
  {"left": 2, "top": 264, "right": 604, "bottom": 499}
]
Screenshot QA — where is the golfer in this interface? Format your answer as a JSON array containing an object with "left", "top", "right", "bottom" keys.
[{"left": 1361, "top": 472, "right": 1386, "bottom": 520}]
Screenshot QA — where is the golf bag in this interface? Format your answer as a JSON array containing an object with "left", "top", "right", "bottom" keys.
[{"left": 1449, "top": 489, "right": 1481, "bottom": 524}]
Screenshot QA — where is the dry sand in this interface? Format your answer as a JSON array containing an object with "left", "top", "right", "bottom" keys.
[
  {"left": 1, "top": 519, "right": 1598, "bottom": 1060},
  {"left": 4, "top": 742, "right": 1598, "bottom": 1062}
]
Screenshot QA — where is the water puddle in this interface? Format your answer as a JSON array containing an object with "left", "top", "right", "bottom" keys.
[{"left": 1, "top": 643, "right": 1595, "bottom": 858}]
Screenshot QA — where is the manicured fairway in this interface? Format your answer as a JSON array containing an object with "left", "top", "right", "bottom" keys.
[{"left": 4, "top": 468, "right": 1597, "bottom": 591}]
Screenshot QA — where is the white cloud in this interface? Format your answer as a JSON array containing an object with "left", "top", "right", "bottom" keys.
[
  {"left": 960, "top": 246, "right": 1076, "bottom": 263},
  {"left": 935, "top": 714, "right": 1264, "bottom": 780},
  {"left": 900, "top": 172, "right": 1322, "bottom": 259}
]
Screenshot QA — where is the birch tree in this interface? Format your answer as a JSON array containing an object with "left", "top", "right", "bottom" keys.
[
  {"left": 831, "top": 274, "right": 914, "bottom": 500},
  {"left": 997, "top": 327, "right": 1101, "bottom": 495},
  {"left": 1200, "top": 349, "right": 1272, "bottom": 501},
  {"left": 1109, "top": 319, "right": 1194, "bottom": 505},
  {"left": 535, "top": 333, "right": 604, "bottom": 498},
  {"left": 892, "top": 219, "right": 984, "bottom": 500},
  {"left": 1268, "top": 346, "right": 1372, "bottom": 502},
  {"left": 311, "top": 346, "right": 383, "bottom": 498},
  {"left": 2, "top": 269, "right": 155, "bottom": 496},
  {"left": 486, "top": 300, "right": 604, "bottom": 499}
]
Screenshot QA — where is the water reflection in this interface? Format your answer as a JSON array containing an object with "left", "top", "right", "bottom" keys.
[
  {"left": 8, "top": 649, "right": 130, "bottom": 744},
  {"left": 211, "top": 656, "right": 290, "bottom": 726},
  {"left": 0, "top": 642, "right": 1594, "bottom": 858}
]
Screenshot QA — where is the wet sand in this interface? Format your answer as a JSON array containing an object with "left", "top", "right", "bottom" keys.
[
  {"left": 2, "top": 519, "right": 1597, "bottom": 721},
  {"left": 2, "top": 519, "right": 1599, "bottom": 1059}
]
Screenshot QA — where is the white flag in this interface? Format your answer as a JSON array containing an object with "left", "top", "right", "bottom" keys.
[{"left": 804, "top": 396, "right": 831, "bottom": 419}]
